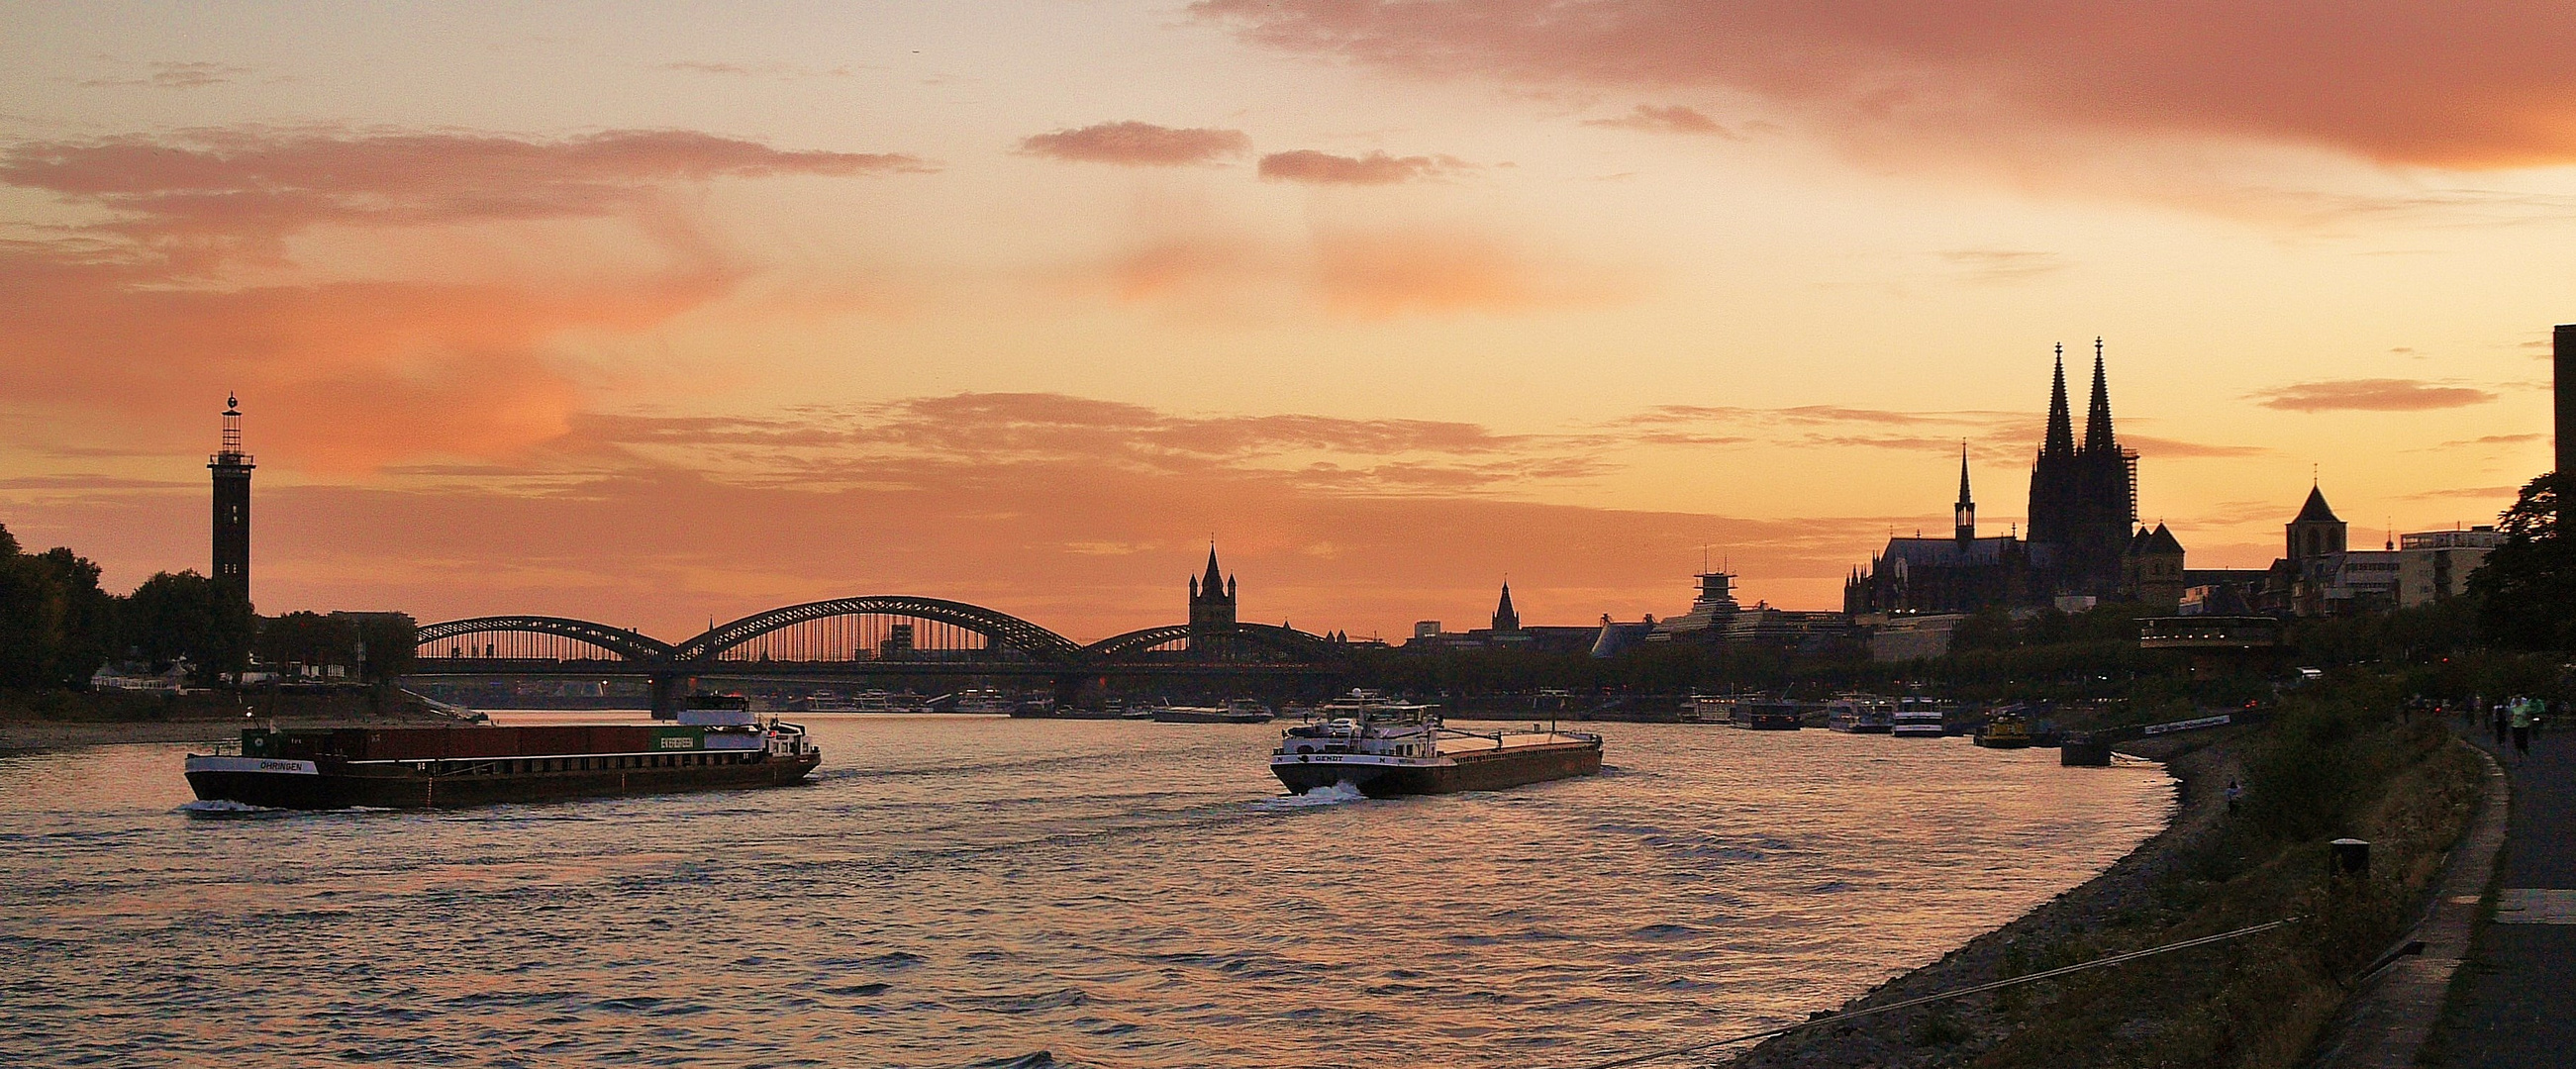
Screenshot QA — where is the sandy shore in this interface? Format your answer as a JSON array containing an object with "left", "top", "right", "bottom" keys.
[{"left": 1722, "top": 729, "right": 2244, "bottom": 1068}]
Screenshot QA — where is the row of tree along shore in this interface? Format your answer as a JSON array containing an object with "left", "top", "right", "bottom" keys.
[{"left": 0, "top": 522, "right": 415, "bottom": 703}]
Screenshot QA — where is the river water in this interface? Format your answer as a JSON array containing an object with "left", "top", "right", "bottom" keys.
[{"left": 0, "top": 716, "right": 2169, "bottom": 1068}]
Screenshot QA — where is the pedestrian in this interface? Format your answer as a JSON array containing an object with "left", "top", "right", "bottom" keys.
[
  {"left": 2226, "top": 779, "right": 2243, "bottom": 816},
  {"left": 2512, "top": 698, "right": 2535, "bottom": 758},
  {"left": 2494, "top": 700, "right": 2512, "bottom": 746}
]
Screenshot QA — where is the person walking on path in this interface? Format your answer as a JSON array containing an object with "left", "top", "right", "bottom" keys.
[
  {"left": 2226, "top": 780, "right": 2243, "bottom": 816},
  {"left": 2511, "top": 697, "right": 2535, "bottom": 758},
  {"left": 2494, "top": 700, "right": 2512, "bottom": 746}
]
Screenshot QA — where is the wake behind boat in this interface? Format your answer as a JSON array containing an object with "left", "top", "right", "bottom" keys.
[{"left": 1270, "top": 692, "right": 1602, "bottom": 798}]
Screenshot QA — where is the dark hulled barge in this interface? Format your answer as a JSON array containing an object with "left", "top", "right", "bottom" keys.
[
  {"left": 1270, "top": 693, "right": 1602, "bottom": 798},
  {"left": 184, "top": 709, "right": 821, "bottom": 810}
]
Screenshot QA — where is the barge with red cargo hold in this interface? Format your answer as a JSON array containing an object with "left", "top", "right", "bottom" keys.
[
  {"left": 1271, "top": 692, "right": 1602, "bottom": 798},
  {"left": 183, "top": 704, "right": 821, "bottom": 810}
]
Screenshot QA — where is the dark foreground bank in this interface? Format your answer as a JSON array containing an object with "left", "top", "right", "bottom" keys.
[{"left": 1726, "top": 696, "right": 2482, "bottom": 1069}]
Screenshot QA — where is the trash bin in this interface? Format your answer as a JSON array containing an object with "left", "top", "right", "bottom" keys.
[{"left": 2330, "top": 838, "right": 2370, "bottom": 877}]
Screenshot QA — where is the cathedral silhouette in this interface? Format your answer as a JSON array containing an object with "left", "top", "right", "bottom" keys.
[{"left": 1845, "top": 340, "right": 2181, "bottom": 614}]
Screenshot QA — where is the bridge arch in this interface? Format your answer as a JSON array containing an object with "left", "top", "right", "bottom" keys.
[
  {"left": 674, "top": 596, "right": 1085, "bottom": 665},
  {"left": 1084, "top": 623, "right": 1342, "bottom": 664},
  {"left": 413, "top": 616, "right": 674, "bottom": 663}
]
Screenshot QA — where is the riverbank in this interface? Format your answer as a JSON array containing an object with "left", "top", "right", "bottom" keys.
[
  {"left": 0, "top": 688, "right": 464, "bottom": 753},
  {"left": 1729, "top": 692, "right": 2483, "bottom": 1068}
]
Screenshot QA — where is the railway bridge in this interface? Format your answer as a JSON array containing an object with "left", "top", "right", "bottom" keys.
[{"left": 408, "top": 595, "right": 1347, "bottom": 715}]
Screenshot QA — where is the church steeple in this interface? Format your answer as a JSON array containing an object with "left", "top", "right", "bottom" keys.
[
  {"left": 1954, "top": 442, "right": 1976, "bottom": 541},
  {"left": 2042, "top": 342, "right": 2075, "bottom": 459},
  {"left": 1188, "top": 543, "right": 1238, "bottom": 644},
  {"left": 2083, "top": 337, "right": 2117, "bottom": 454},
  {"left": 1492, "top": 582, "right": 1520, "bottom": 632}
]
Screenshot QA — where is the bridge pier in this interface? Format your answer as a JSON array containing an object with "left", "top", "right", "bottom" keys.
[
  {"left": 648, "top": 672, "right": 695, "bottom": 721},
  {"left": 1052, "top": 674, "right": 1103, "bottom": 713}
]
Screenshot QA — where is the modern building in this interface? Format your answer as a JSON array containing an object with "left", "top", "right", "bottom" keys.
[
  {"left": 1866, "top": 613, "right": 1967, "bottom": 662},
  {"left": 209, "top": 393, "right": 253, "bottom": 603},
  {"left": 2397, "top": 527, "right": 2505, "bottom": 607},
  {"left": 1655, "top": 568, "right": 1854, "bottom": 653}
]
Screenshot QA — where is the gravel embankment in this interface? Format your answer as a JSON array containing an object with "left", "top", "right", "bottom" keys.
[{"left": 1722, "top": 730, "right": 2244, "bottom": 1069}]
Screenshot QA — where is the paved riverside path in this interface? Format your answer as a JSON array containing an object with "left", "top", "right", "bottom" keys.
[{"left": 2424, "top": 722, "right": 2576, "bottom": 1069}]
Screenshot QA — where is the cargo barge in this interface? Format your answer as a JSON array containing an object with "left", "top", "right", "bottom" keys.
[
  {"left": 1270, "top": 692, "right": 1602, "bottom": 798},
  {"left": 183, "top": 705, "right": 821, "bottom": 810}
]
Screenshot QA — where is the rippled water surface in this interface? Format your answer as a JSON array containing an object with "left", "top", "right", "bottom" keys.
[{"left": 0, "top": 716, "right": 2171, "bottom": 1068}]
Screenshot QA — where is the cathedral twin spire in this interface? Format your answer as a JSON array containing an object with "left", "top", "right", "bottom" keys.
[{"left": 2040, "top": 338, "right": 2119, "bottom": 460}]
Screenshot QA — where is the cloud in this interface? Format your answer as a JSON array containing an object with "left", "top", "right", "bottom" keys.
[
  {"left": 76, "top": 61, "right": 259, "bottom": 89},
  {"left": 1257, "top": 149, "right": 1468, "bottom": 184},
  {"left": 656, "top": 60, "right": 856, "bottom": 79},
  {"left": 1193, "top": 1, "right": 2576, "bottom": 169},
  {"left": 1067, "top": 225, "right": 1623, "bottom": 318},
  {"left": 575, "top": 391, "right": 1598, "bottom": 496},
  {"left": 1312, "top": 228, "right": 1609, "bottom": 316},
  {"left": 0, "top": 127, "right": 929, "bottom": 267},
  {"left": 1938, "top": 249, "right": 2064, "bottom": 283},
  {"left": 1017, "top": 122, "right": 1250, "bottom": 166},
  {"left": 2249, "top": 378, "right": 2496, "bottom": 412},
  {"left": 0, "top": 127, "right": 927, "bottom": 469},
  {"left": 1582, "top": 104, "right": 1738, "bottom": 138},
  {"left": 2118, "top": 435, "right": 2268, "bottom": 459}
]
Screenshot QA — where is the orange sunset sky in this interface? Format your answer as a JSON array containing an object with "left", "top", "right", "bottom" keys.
[{"left": 1, "top": 2, "right": 2569, "bottom": 642}]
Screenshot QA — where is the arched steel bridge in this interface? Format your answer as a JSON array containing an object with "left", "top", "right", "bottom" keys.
[{"left": 409, "top": 596, "right": 1346, "bottom": 694}]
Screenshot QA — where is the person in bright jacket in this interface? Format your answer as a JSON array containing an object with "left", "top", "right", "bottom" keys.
[{"left": 2510, "top": 697, "right": 2535, "bottom": 758}]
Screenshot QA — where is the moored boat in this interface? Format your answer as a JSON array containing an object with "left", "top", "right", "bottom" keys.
[
  {"left": 1826, "top": 694, "right": 1896, "bottom": 733},
  {"left": 183, "top": 704, "right": 821, "bottom": 810},
  {"left": 1974, "top": 710, "right": 2033, "bottom": 749},
  {"left": 1730, "top": 700, "right": 1804, "bottom": 730},
  {"left": 1270, "top": 692, "right": 1602, "bottom": 798},
  {"left": 1892, "top": 696, "right": 1947, "bottom": 737},
  {"left": 1152, "top": 698, "right": 1275, "bottom": 724}
]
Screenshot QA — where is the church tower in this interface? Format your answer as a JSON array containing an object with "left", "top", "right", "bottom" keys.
[
  {"left": 1954, "top": 443, "right": 1976, "bottom": 542},
  {"left": 2028, "top": 340, "right": 2138, "bottom": 597},
  {"left": 1187, "top": 545, "right": 1237, "bottom": 648},
  {"left": 2287, "top": 484, "right": 2346, "bottom": 565},
  {"left": 209, "top": 393, "right": 254, "bottom": 603},
  {"left": 1491, "top": 582, "right": 1521, "bottom": 632}
]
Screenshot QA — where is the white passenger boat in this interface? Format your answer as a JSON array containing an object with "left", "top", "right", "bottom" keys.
[
  {"left": 1892, "top": 696, "right": 1947, "bottom": 737},
  {"left": 1826, "top": 694, "right": 1896, "bottom": 733}
]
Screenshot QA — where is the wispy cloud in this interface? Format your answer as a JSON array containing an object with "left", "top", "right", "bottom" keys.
[
  {"left": 0, "top": 126, "right": 931, "bottom": 470},
  {"left": 655, "top": 60, "right": 857, "bottom": 79},
  {"left": 2249, "top": 378, "right": 2496, "bottom": 412},
  {"left": 1194, "top": 1, "right": 2576, "bottom": 169},
  {"left": 1938, "top": 249, "right": 2065, "bottom": 283},
  {"left": 1018, "top": 122, "right": 1250, "bottom": 166},
  {"left": 1257, "top": 149, "right": 1469, "bottom": 185},
  {"left": 1582, "top": 104, "right": 1739, "bottom": 139},
  {"left": 75, "top": 60, "right": 260, "bottom": 89}
]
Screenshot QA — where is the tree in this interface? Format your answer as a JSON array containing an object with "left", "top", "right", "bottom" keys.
[
  {"left": 123, "top": 571, "right": 254, "bottom": 682},
  {"left": 0, "top": 525, "right": 117, "bottom": 688},
  {"left": 2469, "top": 473, "right": 2576, "bottom": 650},
  {"left": 255, "top": 611, "right": 355, "bottom": 671}
]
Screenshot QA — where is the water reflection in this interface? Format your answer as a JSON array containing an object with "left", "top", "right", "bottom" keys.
[{"left": 0, "top": 718, "right": 2169, "bottom": 1068}]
